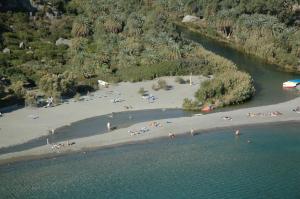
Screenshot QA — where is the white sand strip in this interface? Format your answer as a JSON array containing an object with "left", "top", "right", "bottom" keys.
[{"left": 0, "top": 96, "right": 299, "bottom": 164}]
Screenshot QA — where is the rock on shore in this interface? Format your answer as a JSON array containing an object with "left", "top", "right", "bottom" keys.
[{"left": 182, "top": 15, "right": 201, "bottom": 23}]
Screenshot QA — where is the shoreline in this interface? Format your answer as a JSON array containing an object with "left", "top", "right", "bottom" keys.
[
  {"left": 0, "top": 120, "right": 299, "bottom": 166},
  {"left": 0, "top": 76, "right": 206, "bottom": 148},
  {"left": 0, "top": 96, "right": 299, "bottom": 165}
]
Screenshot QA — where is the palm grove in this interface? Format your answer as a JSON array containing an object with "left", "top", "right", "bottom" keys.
[{"left": 11, "top": 0, "right": 300, "bottom": 108}]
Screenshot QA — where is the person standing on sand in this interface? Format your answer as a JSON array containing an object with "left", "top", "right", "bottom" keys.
[
  {"left": 107, "top": 122, "right": 111, "bottom": 131},
  {"left": 190, "top": 128, "right": 195, "bottom": 136},
  {"left": 169, "top": 132, "right": 175, "bottom": 138}
]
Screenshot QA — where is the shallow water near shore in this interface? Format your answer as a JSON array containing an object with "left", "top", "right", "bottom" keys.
[
  {"left": 0, "top": 109, "right": 193, "bottom": 155},
  {"left": 1, "top": 122, "right": 300, "bottom": 199}
]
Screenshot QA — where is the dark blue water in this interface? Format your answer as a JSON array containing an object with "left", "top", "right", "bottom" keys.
[
  {"left": 0, "top": 109, "right": 192, "bottom": 155},
  {"left": 1, "top": 122, "right": 300, "bottom": 199}
]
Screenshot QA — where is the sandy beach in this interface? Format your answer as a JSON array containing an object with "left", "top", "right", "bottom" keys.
[
  {"left": 0, "top": 75, "right": 299, "bottom": 164},
  {"left": 0, "top": 76, "right": 206, "bottom": 148}
]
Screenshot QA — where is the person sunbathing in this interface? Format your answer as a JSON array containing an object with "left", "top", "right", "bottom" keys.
[{"left": 222, "top": 116, "right": 232, "bottom": 121}]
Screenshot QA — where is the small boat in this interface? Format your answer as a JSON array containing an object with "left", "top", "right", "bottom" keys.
[
  {"left": 282, "top": 79, "right": 300, "bottom": 88},
  {"left": 235, "top": 130, "right": 240, "bottom": 136}
]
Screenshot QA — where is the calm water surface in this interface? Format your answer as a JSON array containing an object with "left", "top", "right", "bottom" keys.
[
  {"left": 181, "top": 28, "right": 299, "bottom": 108},
  {"left": 1, "top": 122, "right": 300, "bottom": 199}
]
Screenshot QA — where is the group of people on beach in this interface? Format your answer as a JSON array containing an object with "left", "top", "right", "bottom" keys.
[
  {"left": 49, "top": 139, "right": 75, "bottom": 151},
  {"left": 129, "top": 127, "right": 150, "bottom": 136},
  {"left": 247, "top": 111, "right": 282, "bottom": 118},
  {"left": 129, "top": 121, "right": 163, "bottom": 136},
  {"left": 46, "top": 101, "right": 300, "bottom": 152},
  {"left": 149, "top": 121, "right": 162, "bottom": 128}
]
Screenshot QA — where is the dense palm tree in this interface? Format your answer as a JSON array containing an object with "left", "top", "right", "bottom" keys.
[
  {"left": 71, "top": 17, "right": 91, "bottom": 37},
  {"left": 104, "top": 17, "right": 123, "bottom": 33}
]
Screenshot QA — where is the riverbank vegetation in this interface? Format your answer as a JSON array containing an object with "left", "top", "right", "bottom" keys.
[
  {"left": 182, "top": 54, "right": 255, "bottom": 110},
  {"left": 0, "top": 0, "right": 254, "bottom": 108},
  {"left": 177, "top": 0, "right": 300, "bottom": 73},
  {"left": 195, "top": 71, "right": 255, "bottom": 107}
]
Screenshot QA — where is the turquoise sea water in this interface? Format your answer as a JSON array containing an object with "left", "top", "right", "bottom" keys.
[{"left": 1, "top": 122, "right": 300, "bottom": 199}]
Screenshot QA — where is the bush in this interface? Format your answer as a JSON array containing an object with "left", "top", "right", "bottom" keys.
[
  {"left": 25, "top": 92, "right": 37, "bottom": 107},
  {"left": 158, "top": 79, "right": 168, "bottom": 90},
  {"left": 138, "top": 87, "right": 146, "bottom": 96},
  {"left": 74, "top": 92, "right": 81, "bottom": 101},
  {"left": 152, "top": 83, "right": 160, "bottom": 91},
  {"left": 175, "top": 76, "right": 187, "bottom": 84},
  {"left": 195, "top": 70, "right": 255, "bottom": 107},
  {"left": 39, "top": 72, "right": 77, "bottom": 97},
  {"left": 182, "top": 98, "right": 200, "bottom": 110},
  {"left": 9, "top": 81, "right": 26, "bottom": 98},
  {"left": 72, "top": 16, "right": 91, "bottom": 37},
  {"left": 152, "top": 79, "right": 169, "bottom": 91},
  {"left": 0, "top": 83, "right": 6, "bottom": 98}
]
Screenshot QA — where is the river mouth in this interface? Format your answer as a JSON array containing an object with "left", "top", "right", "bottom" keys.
[
  {"left": 2, "top": 25, "right": 300, "bottom": 199},
  {"left": 1, "top": 28, "right": 299, "bottom": 155},
  {"left": 180, "top": 27, "right": 299, "bottom": 108}
]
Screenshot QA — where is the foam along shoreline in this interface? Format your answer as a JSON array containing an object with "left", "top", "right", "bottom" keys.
[
  {"left": 0, "top": 96, "right": 299, "bottom": 165},
  {"left": 0, "top": 76, "right": 206, "bottom": 148}
]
